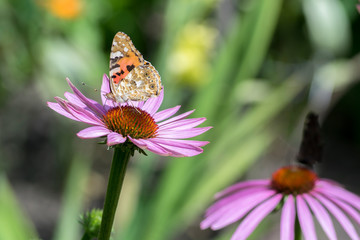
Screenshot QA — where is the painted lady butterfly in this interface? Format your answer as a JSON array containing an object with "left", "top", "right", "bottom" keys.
[{"left": 106, "top": 32, "right": 162, "bottom": 103}]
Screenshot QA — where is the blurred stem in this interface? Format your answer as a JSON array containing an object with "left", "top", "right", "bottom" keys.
[
  {"left": 98, "top": 147, "right": 131, "bottom": 240},
  {"left": 53, "top": 154, "right": 90, "bottom": 240},
  {"left": 81, "top": 232, "right": 91, "bottom": 240},
  {"left": 295, "top": 216, "right": 301, "bottom": 240}
]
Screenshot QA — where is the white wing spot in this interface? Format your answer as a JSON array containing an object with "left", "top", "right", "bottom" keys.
[
  {"left": 127, "top": 72, "right": 133, "bottom": 78},
  {"left": 136, "top": 81, "right": 143, "bottom": 87},
  {"left": 110, "top": 51, "right": 123, "bottom": 58},
  {"left": 124, "top": 47, "right": 128, "bottom": 52}
]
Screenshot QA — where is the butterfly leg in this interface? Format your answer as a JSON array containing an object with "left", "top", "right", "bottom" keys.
[{"left": 127, "top": 100, "right": 141, "bottom": 114}]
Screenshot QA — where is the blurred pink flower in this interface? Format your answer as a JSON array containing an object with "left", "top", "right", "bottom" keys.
[
  {"left": 48, "top": 74, "right": 211, "bottom": 157},
  {"left": 201, "top": 166, "right": 360, "bottom": 240}
]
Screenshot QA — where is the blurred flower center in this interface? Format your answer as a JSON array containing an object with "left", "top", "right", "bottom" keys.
[
  {"left": 39, "top": 0, "right": 83, "bottom": 19},
  {"left": 270, "top": 166, "right": 317, "bottom": 195},
  {"left": 103, "top": 106, "right": 158, "bottom": 139}
]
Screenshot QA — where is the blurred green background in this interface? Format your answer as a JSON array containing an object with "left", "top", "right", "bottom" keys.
[{"left": 1, "top": 0, "right": 360, "bottom": 239}]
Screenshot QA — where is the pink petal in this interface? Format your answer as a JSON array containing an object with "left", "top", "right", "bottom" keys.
[
  {"left": 318, "top": 179, "right": 343, "bottom": 187},
  {"left": 64, "top": 101, "right": 103, "bottom": 124},
  {"left": 103, "top": 101, "right": 116, "bottom": 112},
  {"left": 296, "top": 195, "right": 317, "bottom": 240},
  {"left": 106, "top": 132, "right": 126, "bottom": 146},
  {"left": 150, "top": 138, "right": 202, "bottom": 150},
  {"left": 135, "top": 98, "right": 145, "bottom": 109},
  {"left": 316, "top": 180, "right": 360, "bottom": 210},
  {"left": 303, "top": 194, "right": 336, "bottom": 240},
  {"left": 158, "top": 110, "right": 195, "bottom": 126},
  {"left": 312, "top": 192, "right": 360, "bottom": 240},
  {"left": 281, "top": 195, "right": 295, "bottom": 240},
  {"left": 215, "top": 179, "right": 270, "bottom": 199},
  {"left": 203, "top": 189, "right": 277, "bottom": 230},
  {"left": 47, "top": 102, "right": 79, "bottom": 121},
  {"left": 155, "top": 139, "right": 209, "bottom": 148},
  {"left": 206, "top": 186, "right": 271, "bottom": 217},
  {"left": 128, "top": 137, "right": 146, "bottom": 147},
  {"left": 135, "top": 100, "right": 144, "bottom": 109},
  {"left": 125, "top": 100, "right": 142, "bottom": 109},
  {"left": 330, "top": 197, "right": 360, "bottom": 226},
  {"left": 103, "top": 97, "right": 117, "bottom": 111},
  {"left": 159, "top": 118, "right": 207, "bottom": 131},
  {"left": 54, "top": 97, "right": 103, "bottom": 126},
  {"left": 64, "top": 92, "right": 106, "bottom": 115},
  {"left": 55, "top": 97, "right": 103, "bottom": 126},
  {"left": 64, "top": 92, "right": 87, "bottom": 108},
  {"left": 142, "top": 89, "right": 164, "bottom": 115},
  {"left": 153, "top": 105, "right": 181, "bottom": 122},
  {"left": 129, "top": 137, "right": 170, "bottom": 156},
  {"left": 66, "top": 78, "right": 105, "bottom": 117},
  {"left": 101, "top": 74, "right": 111, "bottom": 105},
  {"left": 152, "top": 145, "right": 174, "bottom": 156},
  {"left": 149, "top": 138, "right": 203, "bottom": 157},
  {"left": 231, "top": 194, "right": 283, "bottom": 240},
  {"left": 157, "top": 127, "right": 212, "bottom": 139},
  {"left": 77, "top": 126, "right": 111, "bottom": 138}
]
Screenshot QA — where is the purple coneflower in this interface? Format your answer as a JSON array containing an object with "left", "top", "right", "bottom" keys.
[
  {"left": 48, "top": 74, "right": 211, "bottom": 239},
  {"left": 47, "top": 74, "right": 211, "bottom": 157},
  {"left": 201, "top": 165, "right": 360, "bottom": 240}
]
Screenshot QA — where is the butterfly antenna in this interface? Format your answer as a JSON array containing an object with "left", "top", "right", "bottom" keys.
[{"left": 82, "top": 82, "right": 98, "bottom": 92}]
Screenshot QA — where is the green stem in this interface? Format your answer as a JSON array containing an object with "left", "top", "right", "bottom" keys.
[
  {"left": 294, "top": 214, "right": 302, "bottom": 240},
  {"left": 81, "top": 232, "right": 92, "bottom": 240},
  {"left": 98, "top": 147, "right": 131, "bottom": 240}
]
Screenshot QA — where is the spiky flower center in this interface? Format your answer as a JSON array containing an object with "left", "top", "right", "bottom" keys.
[
  {"left": 270, "top": 166, "right": 317, "bottom": 195},
  {"left": 103, "top": 106, "right": 158, "bottom": 139}
]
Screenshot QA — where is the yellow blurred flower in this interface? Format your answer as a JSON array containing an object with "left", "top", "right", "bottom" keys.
[
  {"left": 169, "top": 22, "right": 217, "bottom": 88},
  {"left": 39, "top": 0, "right": 83, "bottom": 19}
]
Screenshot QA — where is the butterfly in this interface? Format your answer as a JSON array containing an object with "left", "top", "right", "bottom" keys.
[
  {"left": 296, "top": 112, "right": 322, "bottom": 169},
  {"left": 106, "top": 32, "right": 162, "bottom": 103}
]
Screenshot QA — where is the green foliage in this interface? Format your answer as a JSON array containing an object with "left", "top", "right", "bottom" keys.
[
  {"left": 0, "top": 175, "right": 37, "bottom": 240},
  {"left": 53, "top": 155, "right": 91, "bottom": 240},
  {"left": 80, "top": 209, "right": 103, "bottom": 239},
  {"left": 0, "top": 0, "right": 359, "bottom": 239}
]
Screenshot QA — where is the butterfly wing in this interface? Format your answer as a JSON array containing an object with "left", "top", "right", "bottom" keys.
[
  {"left": 296, "top": 112, "right": 322, "bottom": 168},
  {"left": 108, "top": 32, "right": 144, "bottom": 102},
  {"left": 118, "top": 62, "right": 162, "bottom": 102}
]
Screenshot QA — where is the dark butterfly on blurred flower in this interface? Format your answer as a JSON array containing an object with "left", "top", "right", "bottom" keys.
[{"left": 296, "top": 112, "right": 322, "bottom": 169}]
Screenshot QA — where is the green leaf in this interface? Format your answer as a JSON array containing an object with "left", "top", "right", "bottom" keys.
[{"left": 0, "top": 175, "right": 37, "bottom": 240}]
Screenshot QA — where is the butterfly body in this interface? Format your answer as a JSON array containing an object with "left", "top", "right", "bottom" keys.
[{"left": 107, "top": 32, "right": 162, "bottom": 102}]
